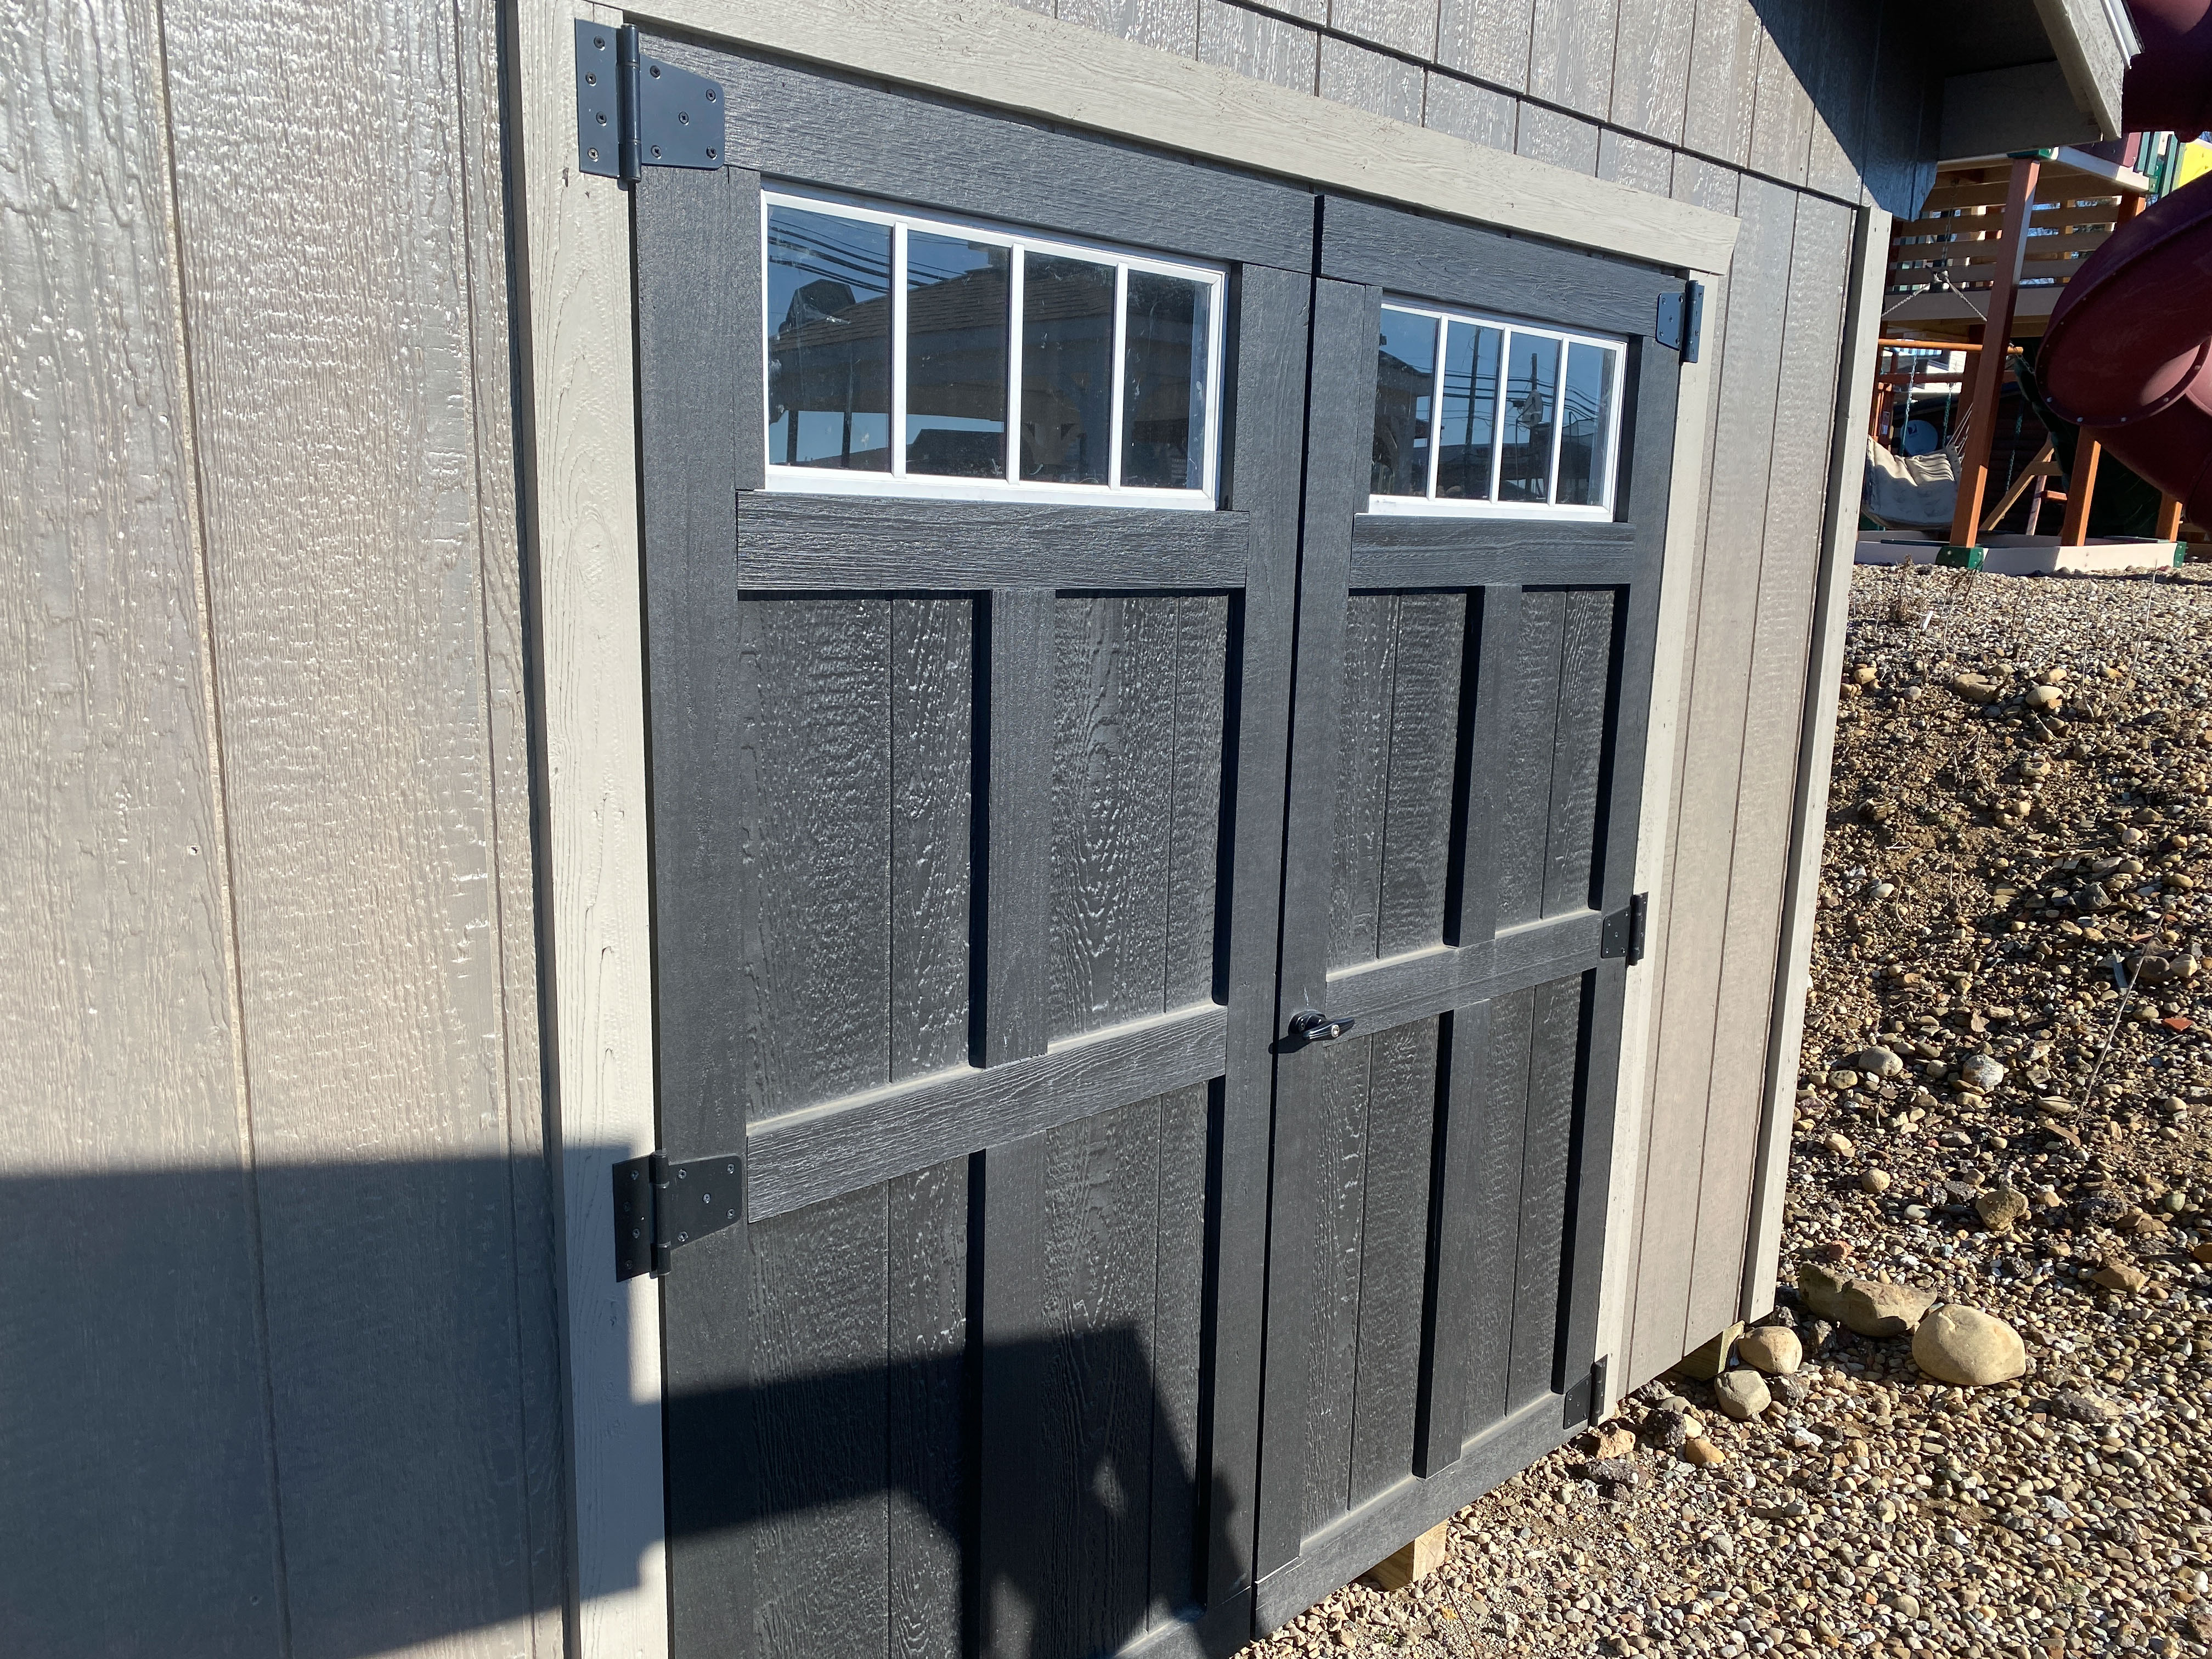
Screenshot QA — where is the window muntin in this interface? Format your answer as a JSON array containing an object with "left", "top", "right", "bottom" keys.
[
  {"left": 763, "top": 190, "right": 1224, "bottom": 508},
  {"left": 1367, "top": 302, "right": 1624, "bottom": 518}
]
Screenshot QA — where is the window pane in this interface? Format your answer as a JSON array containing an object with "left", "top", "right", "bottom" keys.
[
  {"left": 766, "top": 206, "right": 891, "bottom": 471},
  {"left": 1122, "top": 273, "right": 1210, "bottom": 490},
  {"left": 1020, "top": 255, "right": 1116, "bottom": 484},
  {"left": 1435, "top": 321, "right": 1500, "bottom": 500},
  {"left": 1557, "top": 342, "right": 1617, "bottom": 507},
  {"left": 1372, "top": 307, "right": 1437, "bottom": 497},
  {"left": 1498, "top": 332, "right": 1560, "bottom": 504},
  {"left": 905, "top": 233, "right": 1009, "bottom": 478}
]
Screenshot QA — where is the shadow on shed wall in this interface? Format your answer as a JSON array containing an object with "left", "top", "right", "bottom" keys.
[{"left": 1, "top": 1155, "right": 1234, "bottom": 1659}]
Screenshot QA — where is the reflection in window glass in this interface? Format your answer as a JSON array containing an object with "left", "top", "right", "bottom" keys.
[
  {"left": 1122, "top": 273, "right": 1210, "bottom": 490},
  {"left": 1498, "top": 332, "right": 1560, "bottom": 504},
  {"left": 906, "top": 233, "right": 1009, "bottom": 478},
  {"left": 766, "top": 206, "right": 892, "bottom": 471},
  {"left": 1436, "top": 321, "right": 1500, "bottom": 500},
  {"left": 1020, "top": 255, "right": 1116, "bottom": 484},
  {"left": 1557, "top": 342, "right": 1616, "bottom": 507},
  {"left": 1372, "top": 307, "right": 1437, "bottom": 496}
]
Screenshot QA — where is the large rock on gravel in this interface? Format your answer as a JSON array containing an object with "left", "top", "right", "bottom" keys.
[
  {"left": 1737, "top": 1327, "right": 1803, "bottom": 1376},
  {"left": 1712, "top": 1370, "right": 1771, "bottom": 1420},
  {"left": 1852, "top": 1045, "right": 1905, "bottom": 1080},
  {"left": 1975, "top": 1186, "right": 2030, "bottom": 1230},
  {"left": 1948, "top": 673, "right": 2000, "bottom": 704},
  {"left": 2050, "top": 1390, "right": 2120, "bottom": 1424},
  {"left": 1911, "top": 1304, "right": 2027, "bottom": 1385},
  {"left": 1797, "top": 1263, "right": 1852, "bottom": 1321},
  {"left": 1958, "top": 1053, "right": 2006, "bottom": 1092},
  {"left": 1837, "top": 1278, "right": 1935, "bottom": 1338}
]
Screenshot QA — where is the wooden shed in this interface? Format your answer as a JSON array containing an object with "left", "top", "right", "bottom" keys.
[{"left": 2, "top": 1, "right": 2135, "bottom": 1654}]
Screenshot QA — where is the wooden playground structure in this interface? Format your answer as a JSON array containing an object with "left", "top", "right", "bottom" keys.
[{"left": 1875, "top": 144, "right": 2188, "bottom": 558}]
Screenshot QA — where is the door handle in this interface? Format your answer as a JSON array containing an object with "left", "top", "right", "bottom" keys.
[{"left": 1288, "top": 1009, "right": 1357, "bottom": 1043}]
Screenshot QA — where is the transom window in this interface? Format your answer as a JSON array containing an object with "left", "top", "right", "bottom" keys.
[
  {"left": 1368, "top": 302, "right": 1624, "bottom": 518},
  {"left": 763, "top": 189, "right": 1224, "bottom": 509}
]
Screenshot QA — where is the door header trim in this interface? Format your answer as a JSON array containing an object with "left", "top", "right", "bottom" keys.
[{"left": 626, "top": 0, "right": 1740, "bottom": 276}]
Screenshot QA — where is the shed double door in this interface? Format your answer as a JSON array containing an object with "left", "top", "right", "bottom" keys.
[{"left": 628, "top": 39, "right": 1674, "bottom": 1659}]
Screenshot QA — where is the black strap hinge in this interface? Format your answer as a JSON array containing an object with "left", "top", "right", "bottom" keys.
[
  {"left": 1656, "top": 280, "right": 1704, "bottom": 363},
  {"left": 613, "top": 1150, "right": 743, "bottom": 1280},
  {"left": 575, "top": 22, "right": 725, "bottom": 183},
  {"left": 1599, "top": 893, "right": 1649, "bottom": 966}
]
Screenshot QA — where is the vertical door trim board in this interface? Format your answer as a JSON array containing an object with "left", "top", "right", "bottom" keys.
[
  {"left": 626, "top": 0, "right": 1737, "bottom": 273},
  {"left": 1738, "top": 205, "right": 1893, "bottom": 1324},
  {"left": 1589, "top": 313, "right": 1718, "bottom": 1418},
  {"left": 514, "top": 4, "right": 669, "bottom": 1658}
]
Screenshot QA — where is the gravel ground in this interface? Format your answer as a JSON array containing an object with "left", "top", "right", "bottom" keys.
[{"left": 1241, "top": 562, "right": 2212, "bottom": 1659}]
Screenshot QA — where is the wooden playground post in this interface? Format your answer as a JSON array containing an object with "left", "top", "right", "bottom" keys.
[
  {"left": 2057, "top": 196, "right": 2147, "bottom": 549},
  {"left": 2059, "top": 439, "right": 2102, "bottom": 545},
  {"left": 2157, "top": 495, "right": 2187, "bottom": 539},
  {"left": 1946, "top": 157, "right": 2042, "bottom": 551}
]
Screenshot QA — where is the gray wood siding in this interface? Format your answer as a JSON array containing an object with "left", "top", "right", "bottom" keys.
[
  {"left": 4, "top": 0, "right": 560, "bottom": 1655},
  {"left": 1034, "top": 0, "right": 1937, "bottom": 1389}
]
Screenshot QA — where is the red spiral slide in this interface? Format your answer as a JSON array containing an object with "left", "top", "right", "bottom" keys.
[{"left": 2039, "top": 0, "right": 2212, "bottom": 527}]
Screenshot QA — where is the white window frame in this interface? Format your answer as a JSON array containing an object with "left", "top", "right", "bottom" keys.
[
  {"left": 761, "top": 186, "right": 1227, "bottom": 511},
  {"left": 1364, "top": 298, "right": 1627, "bottom": 522}
]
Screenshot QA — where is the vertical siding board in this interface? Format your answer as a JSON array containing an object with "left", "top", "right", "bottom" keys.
[
  {"left": 1630, "top": 174, "right": 1793, "bottom": 1381},
  {"left": 1541, "top": 590, "right": 1616, "bottom": 918},
  {"left": 1148, "top": 1084, "right": 1211, "bottom": 1626},
  {"left": 1302, "top": 1035, "right": 1372, "bottom": 1534},
  {"left": 1526, "top": 0, "right": 1617, "bottom": 122},
  {"left": 1515, "top": 105, "right": 1602, "bottom": 176},
  {"left": 1460, "top": 988, "right": 1534, "bottom": 1438},
  {"left": 1330, "top": 598, "right": 1398, "bottom": 969},
  {"left": 0, "top": 3, "right": 287, "bottom": 1650},
  {"left": 1506, "top": 974, "right": 1583, "bottom": 1406},
  {"left": 1597, "top": 129, "right": 1676, "bottom": 195},
  {"left": 1748, "top": 7, "right": 1816, "bottom": 188},
  {"left": 1680, "top": 0, "right": 1760, "bottom": 169},
  {"left": 1346, "top": 1019, "right": 1441, "bottom": 1506},
  {"left": 1495, "top": 593, "right": 1568, "bottom": 930},
  {"left": 1058, "top": 0, "right": 1201, "bottom": 56},
  {"left": 1434, "top": 0, "right": 1533, "bottom": 89},
  {"left": 891, "top": 600, "right": 977, "bottom": 1080},
  {"left": 888, "top": 1161, "right": 969, "bottom": 1659},
  {"left": 1607, "top": 0, "right": 1695, "bottom": 147},
  {"left": 1424, "top": 74, "right": 1520, "bottom": 150},
  {"left": 1803, "top": 0, "right": 1881, "bottom": 202},
  {"left": 1682, "top": 195, "right": 1852, "bottom": 1344},
  {"left": 1318, "top": 35, "right": 1427, "bottom": 122},
  {"left": 1377, "top": 597, "right": 1467, "bottom": 957},
  {"left": 1052, "top": 597, "right": 1178, "bottom": 1037},
  {"left": 1165, "top": 597, "right": 1231, "bottom": 1008},
  {"left": 1330, "top": 0, "right": 1440, "bottom": 61},
  {"left": 1198, "top": 0, "right": 1321, "bottom": 89},
  {"left": 155, "top": 0, "right": 551, "bottom": 1646}
]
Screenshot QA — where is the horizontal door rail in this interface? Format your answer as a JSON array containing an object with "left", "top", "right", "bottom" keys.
[
  {"left": 731, "top": 495, "right": 1251, "bottom": 590},
  {"left": 1252, "top": 1389, "right": 1578, "bottom": 1629},
  {"left": 1348, "top": 516, "right": 1635, "bottom": 589},
  {"left": 744, "top": 1000, "right": 1229, "bottom": 1217},
  {"left": 1322, "top": 909, "right": 1602, "bottom": 1037}
]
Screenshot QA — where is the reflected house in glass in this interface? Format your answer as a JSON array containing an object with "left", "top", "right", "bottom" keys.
[
  {"left": 768, "top": 277, "right": 893, "bottom": 470},
  {"left": 1370, "top": 334, "right": 1433, "bottom": 494}
]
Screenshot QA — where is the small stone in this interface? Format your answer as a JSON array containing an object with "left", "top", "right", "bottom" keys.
[
  {"left": 1949, "top": 674, "right": 2000, "bottom": 704},
  {"left": 1826, "top": 1068, "right": 1862, "bottom": 1091},
  {"left": 1590, "top": 1423, "right": 1635, "bottom": 1459},
  {"left": 2159, "top": 1189, "right": 2190, "bottom": 1214},
  {"left": 1824, "top": 1131, "right": 1855, "bottom": 1158},
  {"left": 1577, "top": 1457, "right": 1639, "bottom": 1488},
  {"left": 1736, "top": 1327, "right": 1803, "bottom": 1376},
  {"left": 1911, "top": 1304, "right": 2027, "bottom": 1385},
  {"left": 1860, "top": 1167, "right": 1891, "bottom": 1194},
  {"left": 2191, "top": 1242, "right": 2212, "bottom": 1264},
  {"left": 1640, "top": 1408, "right": 1691, "bottom": 1452},
  {"left": 1975, "top": 1186, "right": 2030, "bottom": 1231},
  {"left": 1713, "top": 1370, "right": 1771, "bottom": 1420},
  {"left": 1884, "top": 1592, "right": 1922, "bottom": 1620},
  {"left": 1681, "top": 1437, "right": 1726, "bottom": 1466},
  {"left": 2091, "top": 1263, "right": 2149, "bottom": 1292},
  {"left": 1853, "top": 1046, "right": 1905, "bottom": 1080},
  {"left": 1959, "top": 1053, "right": 2007, "bottom": 1092},
  {"left": 2049, "top": 1390, "right": 2119, "bottom": 1424},
  {"left": 2024, "top": 684, "right": 2063, "bottom": 711},
  {"left": 1837, "top": 1279, "right": 1935, "bottom": 1338}
]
